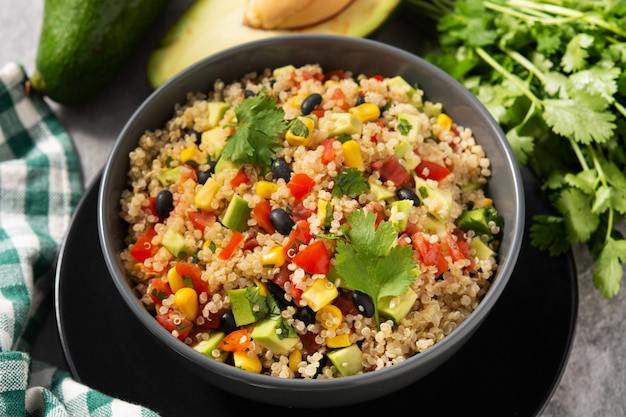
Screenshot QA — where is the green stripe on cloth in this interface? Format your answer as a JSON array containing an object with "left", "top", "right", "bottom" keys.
[{"left": 0, "top": 62, "right": 160, "bottom": 416}]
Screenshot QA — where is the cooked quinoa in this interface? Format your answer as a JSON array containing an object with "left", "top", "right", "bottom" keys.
[{"left": 119, "top": 63, "right": 503, "bottom": 379}]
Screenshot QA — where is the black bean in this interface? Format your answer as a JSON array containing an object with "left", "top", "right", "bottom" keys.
[
  {"left": 185, "top": 129, "right": 201, "bottom": 143},
  {"left": 220, "top": 311, "right": 238, "bottom": 334},
  {"left": 269, "top": 208, "right": 295, "bottom": 235},
  {"left": 271, "top": 157, "right": 292, "bottom": 182},
  {"left": 396, "top": 187, "right": 420, "bottom": 207},
  {"left": 352, "top": 290, "right": 375, "bottom": 318},
  {"left": 300, "top": 93, "right": 323, "bottom": 115},
  {"left": 155, "top": 189, "right": 174, "bottom": 218},
  {"left": 355, "top": 94, "right": 366, "bottom": 106},
  {"left": 197, "top": 160, "right": 216, "bottom": 185},
  {"left": 294, "top": 306, "right": 316, "bottom": 326},
  {"left": 244, "top": 89, "right": 256, "bottom": 98},
  {"left": 266, "top": 281, "right": 294, "bottom": 308}
]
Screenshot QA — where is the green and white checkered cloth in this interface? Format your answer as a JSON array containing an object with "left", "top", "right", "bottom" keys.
[{"left": 0, "top": 62, "right": 160, "bottom": 416}]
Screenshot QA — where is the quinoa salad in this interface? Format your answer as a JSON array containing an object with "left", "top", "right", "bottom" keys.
[{"left": 119, "top": 63, "right": 503, "bottom": 379}]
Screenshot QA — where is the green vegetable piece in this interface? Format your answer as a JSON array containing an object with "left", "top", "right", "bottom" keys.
[
  {"left": 387, "top": 76, "right": 422, "bottom": 107},
  {"left": 162, "top": 229, "right": 189, "bottom": 258},
  {"left": 397, "top": 112, "right": 421, "bottom": 136},
  {"left": 456, "top": 206, "right": 503, "bottom": 240},
  {"left": 157, "top": 166, "right": 182, "bottom": 186},
  {"left": 393, "top": 141, "right": 420, "bottom": 170},
  {"left": 389, "top": 199, "right": 413, "bottom": 232},
  {"left": 193, "top": 331, "right": 229, "bottom": 361},
  {"left": 228, "top": 287, "right": 268, "bottom": 326},
  {"left": 31, "top": 0, "right": 168, "bottom": 105},
  {"left": 327, "top": 113, "right": 363, "bottom": 137},
  {"left": 331, "top": 167, "right": 369, "bottom": 198},
  {"left": 201, "top": 127, "right": 228, "bottom": 160},
  {"left": 214, "top": 157, "right": 240, "bottom": 174},
  {"left": 250, "top": 316, "right": 299, "bottom": 355},
  {"left": 378, "top": 287, "right": 418, "bottom": 324},
  {"left": 367, "top": 178, "right": 395, "bottom": 201},
  {"left": 470, "top": 238, "right": 496, "bottom": 261},
  {"left": 413, "top": 176, "right": 452, "bottom": 220},
  {"left": 206, "top": 102, "right": 230, "bottom": 128},
  {"left": 222, "top": 195, "right": 251, "bottom": 232},
  {"left": 327, "top": 344, "right": 364, "bottom": 376}
]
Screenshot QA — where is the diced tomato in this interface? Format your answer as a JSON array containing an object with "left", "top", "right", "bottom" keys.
[
  {"left": 291, "top": 202, "right": 314, "bottom": 223},
  {"left": 364, "top": 202, "right": 385, "bottom": 227},
  {"left": 147, "top": 278, "right": 173, "bottom": 305},
  {"left": 129, "top": 226, "right": 158, "bottom": 262},
  {"left": 251, "top": 200, "right": 276, "bottom": 233},
  {"left": 371, "top": 121, "right": 385, "bottom": 143},
  {"left": 287, "top": 284, "right": 302, "bottom": 305},
  {"left": 369, "top": 75, "right": 384, "bottom": 81},
  {"left": 287, "top": 172, "right": 316, "bottom": 200},
  {"left": 218, "top": 329, "right": 251, "bottom": 352},
  {"left": 320, "top": 138, "right": 338, "bottom": 165},
  {"left": 218, "top": 231, "right": 244, "bottom": 260},
  {"left": 146, "top": 197, "right": 159, "bottom": 218},
  {"left": 188, "top": 210, "right": 216, "bottom": 231},
  {"left": 412, "top": 233, "right": 449, "bottom": 276},
  {"left": 371, "top": 155, "right": 410, "bottom": 186},
  {"left": 330, "top": 88, "right": 349, "bottom": 110},
  {"left": 180, "top": 166, "right": 198, "bottom": 184},
  {"left": 299, "top": 331, "right": 322, "bottom": 355},
  {"left": 333, "top": 294, "right": 358, "bottom": 316},
  {"left": 283, "top": 220, "right": 312, "bottom": 258},
  {"left": 415, "top": 161, "right": 452, "bottom": 182},
  {"left": 311, "top": 108, "right": 326, "bottom": 119},
  {"left": 230, "top": 168, "right": 250, "bottom": 187},
  {"left": 175, "top": 262, "right": 209, "bottom": 295},
  {"left": 292, "top": 240, "right": 331, "bottom": 274},
  {"left": 156, "top": 312, "right": 192, "bottom": 341},
  {"left": 324, "top": 69, "right": 345, "bottom": 81},
  {"left": 272, "top": 264, "right": 291, "bottom": 287},
  {"left": 442, "top": 232, "right": 466, "bottom": 262}
]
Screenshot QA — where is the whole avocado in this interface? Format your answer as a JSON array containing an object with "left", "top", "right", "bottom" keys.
[{"left": 30, "top": 0, "right": 169, "bottom": 105}]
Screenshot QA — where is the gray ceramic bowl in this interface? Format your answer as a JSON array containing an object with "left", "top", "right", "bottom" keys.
[{"left": 98, "top": 34, "right": 524, "bottom": 408}]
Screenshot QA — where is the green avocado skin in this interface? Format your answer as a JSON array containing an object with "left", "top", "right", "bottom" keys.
[{"left": 33, "top": 0, "right": 168, "bottom": 105}]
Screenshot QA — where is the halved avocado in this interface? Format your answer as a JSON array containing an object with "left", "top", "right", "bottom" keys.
[{"left": 147, "top": 0, "right": 401, "bottom": 88}]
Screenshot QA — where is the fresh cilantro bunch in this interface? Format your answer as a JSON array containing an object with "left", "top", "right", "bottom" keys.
[
  {"left": 403, "top": 0, "right": 626, "bottom": 297},
  {"left": 335, "top": 209, "right": 417, "bottom": 325},
  {"left": 221, "top": 91, "right": 288, "bottom": 168}
]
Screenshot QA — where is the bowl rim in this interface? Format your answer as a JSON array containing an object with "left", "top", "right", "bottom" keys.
[{"left": 97, "top": 33, "right": 525, "bottom": 395}]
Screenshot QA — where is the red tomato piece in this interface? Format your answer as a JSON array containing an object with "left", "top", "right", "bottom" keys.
[
  {"left": 147, "top": 278, "right": 173, "bottom": 305},
  {"left": 251, "top": 200, "right": 276, "bottom": 233},
  {"left": 324, "top": 69, "right": 345, "bottom": 81},
  {"left": 371, "top": 155, "right": 410, "bottom": 186},
  {"left": 311, "top": 108, "right": 326, "bottom": 119},
  {"left": 219, "top": 329, "right": 251, "bottom": 352},
  {"left": 442, "top": 232, "right": 466, "bottom": 262},
  {"left": 412, "top": 233, "right": 449, "bottom": 276},
  {"left": 299, "top": 331, "right": 322, "bottom": 355},
  {"left": 156, "top": 312, "right": 192, "bottom": 341},
  {"left": 230, "top": 168, "right": 250, "bottom": 187},
  {"left": 287, "top": 172, "right": 316, "bottom": 200},
  {"left": 320, "top": 138, "right": 338, "bottom": 165},
  {"left": 415, "top": 161, "right": 451, "bottom": 182},
  {"left": 218, "top": 231, "right": 244, "bottom": 260},
  {"left": 369, "top": 75, "right": 384, "bottom": 81},
  {"left": 129, "top": 226, "right": 158, "bottom": 262},
  {"left": 283, "top": 220, "right": 312, "bottom": 258},
  {"left": 188, "top": 210, "right": 216, "bottom": 231},
  {"left": 175, "top": 262, "right": 209, "bottom": 295},
  {"left": 292, "top": 240, "right": 331, "bottom": 274},
  {"left": 287, "top": 284, "right": 303, "bottom": 305},
  {"left": 330, "top": 88, "right": 349, "bottom": 110},
  {"left": 272, "top": 265, "right": 291, "bottom": 287},
  {"left": 291, "top": 202, "right": 314, "bottom": 223}
]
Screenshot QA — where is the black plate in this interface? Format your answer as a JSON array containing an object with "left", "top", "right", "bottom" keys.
[{"left": 55, "top": 166, "right": 577, "bottom": 417}]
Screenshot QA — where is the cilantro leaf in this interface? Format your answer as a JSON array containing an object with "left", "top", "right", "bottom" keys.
[
  {"left": 332, "top": 167, "right": 369, "bottom": 198},
  {"left": 221, "top": 92, "right": 288, "bottom": 168},
  {"left": 335, "top": 209, "right": 417, "bottom": 325},
  {"left": 594, "top": 237, "right": 626, "bottom": 298}
]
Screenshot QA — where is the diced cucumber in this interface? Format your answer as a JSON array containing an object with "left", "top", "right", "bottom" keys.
[
  {"left": 201, "top": 126, "right": 228, "bottom": 160},
  {"left": 387, "top": 76, "right": 422, "bottom": 108},
  {"left": 157, "top": 166, "right": 181, "bottom": 186},
  {"left": 327, "top": 344, "right": 364, "bottom": 376},
  {"left": 193, "top": 331, "right": 229, "bottom": 361},
  {"left": 414, "top": 176, "right": 452, "bottom": 220},
  {"left": 327, "top": 113, "right": 362, "bottom": 137},
  {"left": 222, "top": 195, "right": 251, "bottom": 232},
  {"left": 389, "top": 199, "right": 413, "bottom": 232},
  {"left": 161, "top": 229, "right": 189, "bottom": 258},
  {"left": 206, "top": 101, "right": 230, "bottom": 128},
  {"left": 368, "top": 178, "right": 395, "bottom": 201},
  {"left": 250, "top": 316, "right": 299, "bottom": 355},
  {"left": 397, "top": 112, "right": 421, "bottom": 136},
  {"left": 379, "top": 287, "right": 418, "bottom": 324}
]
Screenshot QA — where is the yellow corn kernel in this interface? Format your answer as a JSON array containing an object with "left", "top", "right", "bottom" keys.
[
  {"left": 253, "top": 278, "right": 268, "bottom": 296},
  {"left": 301, "top": 277, "right": 339, "bottom": 312},
  {"left": 167, "top": 267, "right": 186, "bottom": 293},
  {"left": 289, "top": 348, "right": 302, "bottom": 373},
  {"left": 436, "top": 113, "right": 452, "bottom": 131},
  {"left": 326, "top": 333, "right": 351, "bottom": 348},
  {"left": 316, "top": 304, "right": 343, "bottom": 330},
  {"left": 349, "top": 102, "right": 381, "bottom": 123},
  {"left": 285, "top": 116, "right": 315, "bottom": 146},
  {"left": 341, "top": 140, "right": 365, "bottom": 171},
  {"left": 233, "top": 351, "right": 263, "bottom": 373},
  {"left": 289, "top": 93, "right": 307, "bottom": 108},
  {"left": 181, "top": 144, "right": 205, "bottom": 167},
  {"left": 174, "top": 287, "right": 199, "bottom": 321},
  {"left": 261, "top": 246, "right": 286, "bottom": 268},
  {"left": 316, "top": 199, "right": 332, "bottom": 224},
  {"left": 255, "top": 180, "right": 278, "bottom": 199},
  {"left": 194, "top": 177, "right": 220, "bottom": 211}
]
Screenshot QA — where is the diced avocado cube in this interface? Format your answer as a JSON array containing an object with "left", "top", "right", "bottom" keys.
[
  {"left": 414, "top": 176, "right": 452, "bottom": 220},
  {"left": 228, "top": 287, "right": 267, "bottom": 327},
  {"left": 397, "top": 112, "right": 421, "bottom": 136},
  {"left": 157, "top": 166, "right": 181, "bottom": 186},
  {"left": 193, "top": 331, "right": 228, "bottom": 361},
  {"left": 387, "top": 76, "right": 422, "bottom": 107},
  {"left": 327, "top": 344, "right": 364, "bottom": 376},
  {"left": 389, "top": 199, "right": 413, "bottom": 232},
  {"left": 421, "top": 214, "right": 448, "bottom": 235},
  {"left": 272, "top": 64, "right": 296, "bottom": 78},
  {"left": 327, "top": 113, "right": 363, "bottom": 137},
  {"left": 206, "top": 101, "right": 230, "bottom": 128},
  {"left": 470, "top": 238, "right": 497, "bottom": 260},
  {"left": 456, "top": 206, "right": 503, "bottom": 240},
  {"left": 368, "top": 178, "right": 395, "bottom": 201},
  {"left": 301, "top": 277, "right": 339, "bottom": 312},
  {"left": 214, "top": 157, "right": 240, "bottom": 174},
  {"left": 161, "top": 229, "right": 189, "bottom": 258},
  {"left": 379, "top": 287, "right": 418, "bottom": 324},
  {"left": 250, "top": 316, "right": 299, "bottom": 355},
  {"left": 201, "top": 126, "right": 228, "bottom": 160},
  {"left": 222, "top": 194, "right": 251, "bottom": 232},
  {"left": 423, "top": 101, "right": 442, "bottom": 117},
  {"left": 393, "top": 141, "right": 420, "bottom": 171}
]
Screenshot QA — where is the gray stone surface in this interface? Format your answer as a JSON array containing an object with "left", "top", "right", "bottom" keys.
[{"left": 3, "top": 0, "right": 625, "bottom": 415}]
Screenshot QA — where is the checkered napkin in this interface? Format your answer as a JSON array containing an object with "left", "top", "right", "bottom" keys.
[{"left": 0, "top": 62, "right": 160, "bottom": 416}]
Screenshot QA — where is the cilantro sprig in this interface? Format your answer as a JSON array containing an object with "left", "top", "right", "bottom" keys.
[
  {"left": 403, "top": 0, "right": 626, "bottom": 297},
  {"left": 335, "top": 209, "right": 417, "bottom": 325},
  {"left": 221, "top": 91, "right": 288, "bottom": 168}
]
